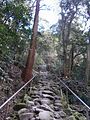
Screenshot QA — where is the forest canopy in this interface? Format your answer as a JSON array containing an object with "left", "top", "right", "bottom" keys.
[{"left": 0, "top": 0, "right": 90, "bottom": 83}]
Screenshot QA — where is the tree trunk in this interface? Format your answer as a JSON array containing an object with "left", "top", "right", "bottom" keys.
[
  {"left": 69, "top": 44, "right": 74, "bottom": 79},
  {"left": 87, "top": 30, "right": 90, "bottom": 85},
  {"left": 21, "top": 0, "right": 40, "bottom": 82}
]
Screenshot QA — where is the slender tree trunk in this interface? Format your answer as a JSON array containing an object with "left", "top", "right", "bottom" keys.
[
  {"left": 60, "top": 3, "right": 77, "bottom": 79},
  {"left": 87, "top": 30, "right": 90, "bottom": 85},
  {"left": 21, "top": 0, "right": 40, "bottom": 82},
  {"left": 69, "top": 44, "right": 74, "bottom": 79},
  {"left": 61, "top": 9, "right": 68, "bottom": 78},
  {"left": 86, "top": 2, "right": 90, "bottom": 86}
]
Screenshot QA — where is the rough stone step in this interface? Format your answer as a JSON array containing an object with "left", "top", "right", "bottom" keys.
[{"left": 11, "top": 72, "right": 87, "bottom": 120}]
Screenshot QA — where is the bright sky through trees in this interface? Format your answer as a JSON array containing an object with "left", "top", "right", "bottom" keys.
[
  {"left": 39, "top": 0, "right": 90, "bottom": 31},
  {"left": 39, "top": 0, "right": 59, "bottom": 30}
]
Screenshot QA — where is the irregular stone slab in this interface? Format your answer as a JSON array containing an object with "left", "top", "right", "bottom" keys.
[
  {"left": 54, "top": 102, "right": 63, "bottom": 107},
  {"left": 19, "top": 112, "right": 34, "bottom": 120},
  {"left": 54, "top": 112, "right": 61, "bottom": 119},
  {"left": 55, "top": 100, "right": 61, "bottom": 103},
  {"left": 6, "top": 117, "right": 11, "bottom": 120},
  {"left": 42, "top": 90, "right": 55, "bottom": 96},
  {"left": 18, "top": 108, "right": 29, "bottom": 115},
  {"left": 66, "top": 115, "right": 76, "bottom": 120},
  {"left": 35, "top": 117, "right": 40, "bottom": 120},
  {"left": 53, "top": 118, "right": 63, "bottom": 120},
  {"left": 39, "top": 111, "right": 53, "bottom": 120},
  {"left": 41, "top": 98, "right": 51, "bottom": 105},
  {"left": 33, "top": 106, "right": 44, "bottom": 114},
  {"left": 31, "top": 117, "right": 36, "bottom": 120},
  {"left": 39, "top": 71, "right": 48, "bottom": 77},
  {"left": 42, "top": 94, "right": 55, "bottom": 100},
  {"left": 39, "top": 104, "right": 54, "bottom": 112},
  {"left": 54, "top": 96, "right": 61, "bottom": 100},
  {"left": 26, "top": 100, "right": 34, "bottom": 108},
  {"left": 31, "top": 87, "right": 38, "bottom": 90},
  {"left": 31, "top": 118, "right": 35, "bottom": 120},
  {"left": 59, "top": 110, "right": 66, "bottom": 118},
  {"left": 39, "top": 64, "right": 47, "bottom": 72},
  {"left": 54, "top": 106, "right": 60, "bottom": 111},
  {"left": 24, "top": 94, "right": 31, "bottom": 102},
  {"left": 33, "top": 98, "right": 42, "bottom": 105},
  {"left": 34, "top": 91, "right": 40, "bottom": 94},
  {"left": 79, "top": 116, "right": 87, "bottom": 120},
  {"left": 31, "top": 95, "right": 40, "bottom": 99}
]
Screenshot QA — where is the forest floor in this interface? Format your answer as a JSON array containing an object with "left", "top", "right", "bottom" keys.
[{"left": 0, "top": 63, "right": 24, "bottom": 119}]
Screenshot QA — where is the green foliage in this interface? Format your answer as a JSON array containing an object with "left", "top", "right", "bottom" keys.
[
  {"left": 0, "top": 0, "right": 32, "bottom": 62},
  {"left": 36, "top": 32, "right": 57, "bottom": 65},
  {"left": 72, "top": 59, "right": 87, "bottom": 80},
  {"left": 73, "top": 112, "right": 86, "bottom": 120},
  {"left": 50, "top": 0, "right": 89, "bottom": 81}
]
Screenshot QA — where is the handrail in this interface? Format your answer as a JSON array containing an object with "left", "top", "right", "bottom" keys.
[
  {"left": 0, "top": 74, "right": 37, "bottom": 110},
  {"left": 56, "top": 76, "right": 90, "bottom": 110}
]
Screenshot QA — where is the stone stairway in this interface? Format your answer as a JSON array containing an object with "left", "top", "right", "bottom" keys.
[
  {"left": 11, "top": 65, "right": 86, "bottom": 120},
  {"left": 14, "top": 74, "right": 68, "bottom": 120},
  {"left": 19, "top": 78, "right": 65, "bottom": 119}
]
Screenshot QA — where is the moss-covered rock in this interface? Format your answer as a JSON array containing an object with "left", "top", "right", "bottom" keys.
[
  {"left": 73, "top": 112, "right": 86, "bottom": 120},
  {"left": 66, "top": 115, "right": 76, "bottom": 120},
  {"left": 24, "top": 94, "right": 32, "bottom": 102},
  {"left": 13, "top": 103, "right": 27, "bottom": 111}
]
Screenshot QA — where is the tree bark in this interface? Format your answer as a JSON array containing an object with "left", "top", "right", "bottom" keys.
[
  {"left": 61, "top": 7, "right": 77, "bottom": 79},
  {"left": 21, "top": 0, "right": 40, "bottom": 82},
  {"left": 86, "top": 29, "right": 90, "bottom": 85},
  {"left": 69, "top": 43, "right": 74, "bottom": 78}
]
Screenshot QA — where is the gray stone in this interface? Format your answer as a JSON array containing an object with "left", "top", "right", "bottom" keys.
[
  {"left": 55, "top": 100, "right": 61, "bottom": 103},
  {"left": 54, "top": 106, "right": 60, "bottom": 111},
  {"left": 59, "top": 111, "right": 66, "bottom": 118},
  {"left": 54, "top": 112, "right": 61, "bottom": 119},
  {"left": 18, "top": 108, "right": 29, "bottom": 115},
  {"left": 19, "top": 112, "right": 34, "bottom": 120},
  {"left": 40, "top": 71, "right": 48, "bottom": 76},
  {"left": 42, "top": 90, "right": 54, "bottom": 96},
  {"left": 54, "top": 102, "right": 63, "bottom": 107},
  {"left": 33, "top": 98, "right": 42, "bottom": 105},
  {"left": 41, "top": 98, "right": 51, "bottom": 105},
  {"left": 66, "top": 115, "right": 76, "bottom": 120},
  {"left": 42, "top": 94, "right": 54, "bottom": 100},
  {"left": 31, "top": 95, "right": 40, "bottom": 99},
  {"left": 53, "top": 118, "right": 63, "bottom": 120},
  {"left": 35, "top": 117, "right": 40, "bottom": 120},
  {"left": 39, "top": 111, "right": 53, "bottom": 120},
  {"left": 39, "top": 64, "right": 47, "bottom": 72},
  {"left": 54, "top": 95, "right": 61, "bottom": 101},
  {"left": 79, "top": 116, "right": 87, "bottom": 120},
  {"left": 32, "top": 86, "right": 38, "bottom": 90},
  {"left": 40, "top": 104, "right": 54, "bottom": 112},
  {"left": 31, "top": 118, "right": 35, "bottom": 120},
  {"left": 24, "top": 94, "right": 31, "bottom": 102},
  {"left": 6, "top": 117, "right": 11, "bottom": 120},
  {"left": 26, "top": 100, "right": 34, "bottom": 107},
  {"left": 33, "top": 106, "right": 44, "bottom": 113},
  {"left": 33, "top": 91, "right": 40, "bottom": 95}
]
